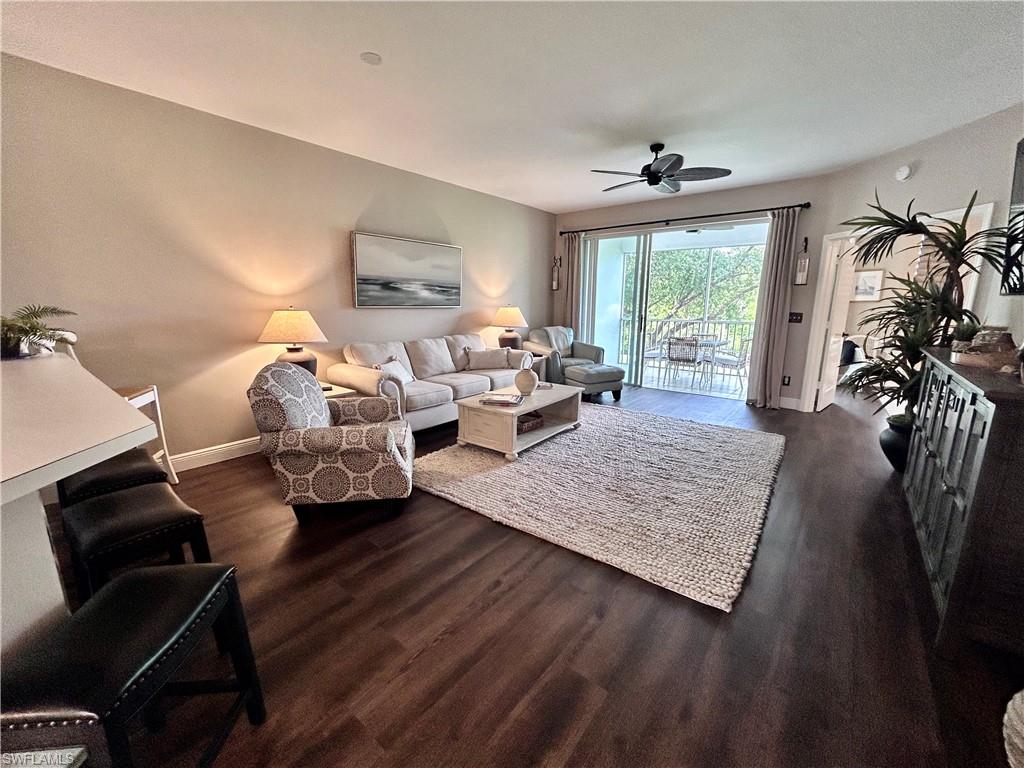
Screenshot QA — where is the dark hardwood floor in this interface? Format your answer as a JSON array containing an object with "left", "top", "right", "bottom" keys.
[{"left": 84, "top": 387, "right": 1020, "bottom": 766}]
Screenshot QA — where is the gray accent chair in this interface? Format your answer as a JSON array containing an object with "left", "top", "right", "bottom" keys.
[{"left": 523, "top": 326, "right": 604, "bottom": 384}]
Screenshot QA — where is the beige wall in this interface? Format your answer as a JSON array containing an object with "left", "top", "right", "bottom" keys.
[
  {"left": 556, "top": 104, "right": 1023, "bottom": 400},
  {"left": 1, "top": 56, "right": 555, "bottom": 454},
  {"left": 820, "top": 105, "right": 1023, "bottom": 337}
]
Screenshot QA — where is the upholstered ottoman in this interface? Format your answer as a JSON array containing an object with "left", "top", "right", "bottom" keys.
[{"left": 564, "top": 363, "right": 625, "bottom": 401}]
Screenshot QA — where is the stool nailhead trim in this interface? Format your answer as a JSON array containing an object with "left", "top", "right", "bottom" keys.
[
  {"left": 104, "top": 581, "right": 228, "bottom": 717},
  {"left": 86, "top": 518, "right": 204, "bottom": 560},
  {"left": 2, "top": 578, "right": 231, "bottom": 729}
]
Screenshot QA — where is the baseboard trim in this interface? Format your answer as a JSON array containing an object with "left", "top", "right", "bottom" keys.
[
  {"left": 172, "top": 394, "right": 809, "bottom": 473},
  {"left": 171, "top": 436, "right": 260, "bottom": 473}
]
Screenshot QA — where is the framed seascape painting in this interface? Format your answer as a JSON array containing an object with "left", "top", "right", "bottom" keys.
[
  {"left": 852, "top": 270, "right": 884, "bottom": 302},
  {"left": 352, "top": 232, "right": 462, "bottom": 308}
]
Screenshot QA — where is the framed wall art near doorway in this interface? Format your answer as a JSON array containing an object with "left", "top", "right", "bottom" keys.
[{"left": 851, "top": 270, "right": 884, "bottom": 302}]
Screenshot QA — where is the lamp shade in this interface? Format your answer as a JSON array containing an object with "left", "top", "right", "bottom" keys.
[
  {"left": 492, "top": 305, "right": 528, "bottom": 328},
  {"left": 257, "top": 308, "right": 327, "bottom": 344}
]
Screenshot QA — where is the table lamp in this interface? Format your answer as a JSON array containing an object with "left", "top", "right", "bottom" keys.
[
  {"left": 258, "top": 306, "right": 328, "bottom": 376},
  {"left": 492, "top": 305, "right": 528, "bottom": 349}
]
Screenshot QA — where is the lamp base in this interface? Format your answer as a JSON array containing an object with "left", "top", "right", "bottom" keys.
[
  {"left": 277, "top": 346, "right": 317, "bottom": 377},
  {"left": 498, "top": 329, "right": 522, "bottom": 350}
]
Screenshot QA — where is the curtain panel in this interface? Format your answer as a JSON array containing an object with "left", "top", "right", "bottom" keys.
[
  {"left": 559, "top": 232, "right": 583, "bottom": 332},
  {"left": 747, "top": 207, "right": 801, "bottom": 408}
]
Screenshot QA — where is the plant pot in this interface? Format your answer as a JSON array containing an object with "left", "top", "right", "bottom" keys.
[
  {"left": 879, "top": 418, "right": 913, "bottom": 473},
  {"left": 0, "top": 337, "right": 25, "bottom": 359}
]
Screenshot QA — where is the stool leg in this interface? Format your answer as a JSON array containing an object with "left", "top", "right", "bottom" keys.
[
  {"left": 189, "top": 524, "right": 213, "bottom": 563},
  {"left": 168, "top": 543, "right": 186, "bottom": 564},
  {"left": 70, "top": 550, "right": 95, "bottom": 605},
  {"left": 150, "top": 387, "right": 180, "bottom": 485},
  {"left": 142, "top": 698, "right": 167, "bottom": 732},
  {"left": 187, "top": 525, "right": 230, "bottom": 653},
  {"left": 220, "top": 578, "right": 267, "bottom": 725},
  {"left": 78, "top": 559, "right": 106, "bottom": 605},
  {"left": 103, "top": 721, "right": 135, "bottom": 768}
]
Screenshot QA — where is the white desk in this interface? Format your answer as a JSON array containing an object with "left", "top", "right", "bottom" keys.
[{"left": 1, "top": 354, "right": 157, "bottom": 652}]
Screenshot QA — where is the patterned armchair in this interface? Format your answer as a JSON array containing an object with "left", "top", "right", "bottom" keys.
[{"left": 247, "top": 363, "right": 414, "bottom": 522}]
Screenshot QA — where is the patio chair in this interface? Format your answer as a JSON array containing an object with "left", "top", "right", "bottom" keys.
[
  {"left": 663, "top": 336, "right": 705, "bottom": 388},
  {"left": 714, "top": 337, "right": 753, "bottom": 392}
]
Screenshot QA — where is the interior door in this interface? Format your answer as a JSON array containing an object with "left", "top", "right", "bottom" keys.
[{"left": 815, "top": 237, "right": 857, "bottom": 411}]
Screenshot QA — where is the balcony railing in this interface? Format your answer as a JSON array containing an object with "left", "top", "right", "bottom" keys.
[{"left": 642, "top": 318, "right": 754, "bottom": 356}]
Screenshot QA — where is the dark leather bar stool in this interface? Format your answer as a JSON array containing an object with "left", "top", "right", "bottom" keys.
[
  {"left": 1, "top": 564, "right": 266, "bottom": 768},
  {"left": 62, "top": 482, "right": 212, "bottom": 603},
  {"left": 58, "top": 447, "right": 169, "bottom": 508}
]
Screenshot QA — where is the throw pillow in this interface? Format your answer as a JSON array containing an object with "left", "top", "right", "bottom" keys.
[
  {"left": 373, "top": 357, "right": 414, "bottom": 384},
  {"left": 466, "top": 348, "right": 510, "bottom": 370}
]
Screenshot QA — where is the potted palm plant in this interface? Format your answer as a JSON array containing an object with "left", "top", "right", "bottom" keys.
[
  {"left": 0, "top": 305, "right": 76, "bottom": 359},
  {"left": 842, "top": 278, "right": 976, "bottom": 470},
  {"left": 840, "top": 192, "right": 1011, "bottom": 471}
]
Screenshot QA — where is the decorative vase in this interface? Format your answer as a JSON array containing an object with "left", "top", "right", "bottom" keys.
[
  {"left": 515, "top": 368, "right": 539, "bottom": 396},
  {"left": 879, "top": 418, "right": 913, "bottom": 473}
]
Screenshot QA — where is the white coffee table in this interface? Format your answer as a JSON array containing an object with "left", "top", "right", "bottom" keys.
[{"left": 456, "top": 384, "right": 582, "bottom": 461}]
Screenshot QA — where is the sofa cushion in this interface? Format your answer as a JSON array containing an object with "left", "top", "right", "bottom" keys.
[
  {"left": 375, "top": 359, "right": 415, "bottom": 384},
  {"left": 466, "top": 348, "right": 510, "bottom": 370},
  {"left": 403, "top": 379, "right": 454, "bottom": 411},
  {"left": 445, "top": 334, "right": 486, "bottom": 371},
  {"left": 422, "top": 372, "right": 491, "bottom": 400},
  {"left": 405, "top": 337, "right": 457, "bottom": 380},
  {"left": 344, "top": 341, "right": 415, "bottom": 379},
  {"left": 560, "top": 356, "right": 595, "bottom": 370},
  {"left": 564, "top": 363, "right": 625, "bottom": 385},
  {"left": 469, "top": 368, "right": 520, "bottom": 389}
]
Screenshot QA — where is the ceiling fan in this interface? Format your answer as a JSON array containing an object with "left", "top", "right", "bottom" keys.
[{"left": 591, "top": 143, "right": 732, "bottom": 194}]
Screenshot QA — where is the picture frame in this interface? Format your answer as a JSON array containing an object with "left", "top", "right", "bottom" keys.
[
  {"left": 852, "top": 270, "right": 885, "bottom": 302},
  {"left": 352, "top": 231, "right": 462, "bottom": 308}
]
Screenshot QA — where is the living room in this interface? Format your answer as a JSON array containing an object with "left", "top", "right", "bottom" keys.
[{"left": 2, "top": 3, "right": 1023, "bottom": 767}]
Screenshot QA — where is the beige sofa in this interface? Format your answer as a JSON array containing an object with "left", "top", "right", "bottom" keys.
[{"left": 325, "top": 334, "right": 533, "bottom": 431}]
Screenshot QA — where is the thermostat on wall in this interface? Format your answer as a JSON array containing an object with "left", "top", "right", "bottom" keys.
[{"left": 895, "top": 165, "right": 912, "bottom": 182}]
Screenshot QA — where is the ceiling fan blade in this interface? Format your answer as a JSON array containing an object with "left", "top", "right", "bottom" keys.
[
  {"left": 656, "top": 179, "right": 681, "bottom": 194},
  {"left": 602, "top": 179, "right": 648, "bottom": 192},
  {"left": 650, "top": 153, "right": 684, "bottom": 175},
  {"left": 665, "top": 167, "right": 733, "bottom": 182},
  {"left": 591, "top": 170, "right": 645, "bottom": 177}
]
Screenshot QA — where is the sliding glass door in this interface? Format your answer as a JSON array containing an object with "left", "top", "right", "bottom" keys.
[
  {"left": 580, "top": 233, "right": 649, "bottom": 385},
  {"left": 580, "top": 220, "right": 769, "bottom": 398}
]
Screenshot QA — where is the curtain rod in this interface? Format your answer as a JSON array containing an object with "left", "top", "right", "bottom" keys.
[{"left": 558, "top": 201, "right": 811, "bottom": 237}]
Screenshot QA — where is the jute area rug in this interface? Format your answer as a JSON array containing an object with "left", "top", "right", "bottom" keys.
[{"left": 413, "top": 403, "right": 785, "bottom": 611}]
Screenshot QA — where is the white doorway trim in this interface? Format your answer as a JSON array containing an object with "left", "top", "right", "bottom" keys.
[{"left": 799, "top": 230, "right": 856, "bottom": 412}]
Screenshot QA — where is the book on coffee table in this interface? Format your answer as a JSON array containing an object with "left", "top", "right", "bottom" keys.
[{"left": 480, "top": 393, "right": 524, "bottom": 407}]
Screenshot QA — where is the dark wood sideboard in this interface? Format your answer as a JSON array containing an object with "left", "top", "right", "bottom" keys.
[{"left": 903, "top": 348, "right": 1024, "bottom": 655}]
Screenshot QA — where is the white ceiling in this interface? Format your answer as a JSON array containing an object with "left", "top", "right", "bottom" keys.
[{"left": 3, "top": 2, "right": 1021, "bottom": 214}]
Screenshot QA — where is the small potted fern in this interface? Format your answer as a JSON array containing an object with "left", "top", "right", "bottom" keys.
[{"left": 0, "top": 305, "right": 76, "bottom": 359}]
